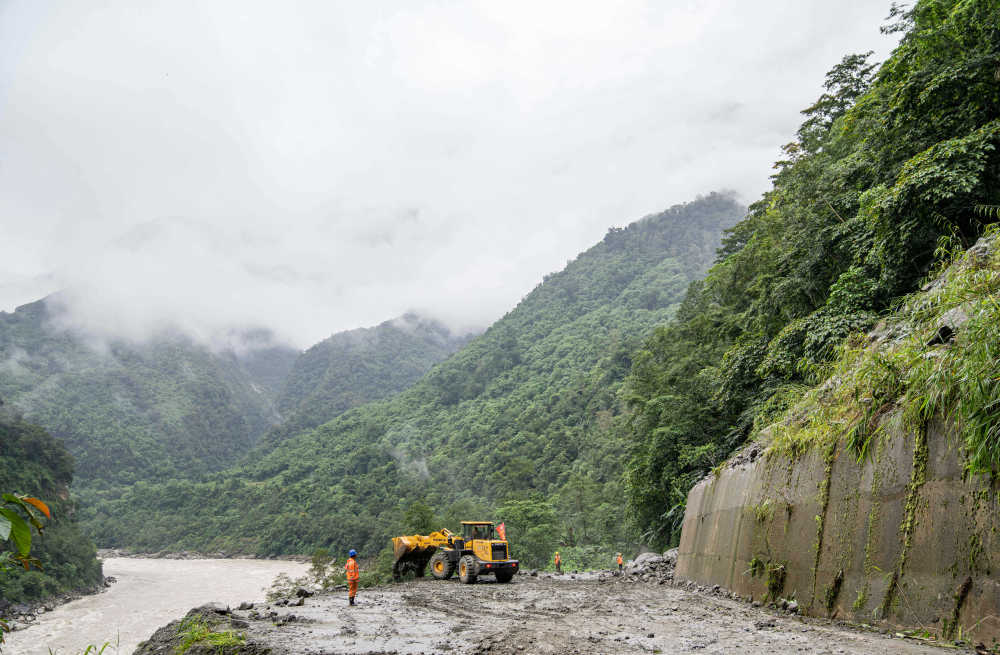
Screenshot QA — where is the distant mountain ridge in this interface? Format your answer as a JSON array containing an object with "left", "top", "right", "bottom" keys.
[
  {"left": 0, "top": 296, "right": 473, "bottom": 499},
  {"left": 273, "top": 313, "right": 472, "bottom": 437},
  {"left": 0, "top": 298, "right": 298, "bottom": 486},
  {"left": 94, "top": 192, "right": 745, "bottom": 563},
  {"left": 0, "top": 192, "right": 745, "bottom": 565}
]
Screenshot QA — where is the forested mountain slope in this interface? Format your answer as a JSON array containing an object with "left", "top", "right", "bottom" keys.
[
  {"left": 0, "top": 298, "right": 299, "bottom": 488},
  {"left": 92, "top": 193, "right": 744, "bottom": 565},
  {"left": 0, "top": 401, "right": 103, "bottom": 603},
  {"left": 623, "top": 0, "right": 1000, "bottom": 545},
  {"left": 272, "top": 313, "right": 471, "bottom": 437}
]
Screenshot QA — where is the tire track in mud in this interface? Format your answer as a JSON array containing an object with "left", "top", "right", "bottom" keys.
[{"left": 232, "top": 574, "right": 966, "bottom": 655}]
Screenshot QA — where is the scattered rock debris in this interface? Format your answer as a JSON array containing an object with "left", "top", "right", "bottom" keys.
[{"left": 134, "top": 559, "right": 960, "bottom": 654}]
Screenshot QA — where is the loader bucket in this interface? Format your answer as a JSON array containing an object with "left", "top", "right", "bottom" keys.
[{"left": 390, "top": 530, "right": 451, "bottom": 581}]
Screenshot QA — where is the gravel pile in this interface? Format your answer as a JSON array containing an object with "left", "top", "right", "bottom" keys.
[{"left": 601, "top": 548, "right": 677, "bottom": 585}]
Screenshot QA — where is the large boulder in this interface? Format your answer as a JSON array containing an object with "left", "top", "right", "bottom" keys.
[
  {"left": 662, "top": 548, "right": 678, "bottom": 566},
  {"left": 134, "top": 605, "right": 269, "bottom": 655},
  {"left": 632, "top": 552, "right": 664, "bottom": 567}
]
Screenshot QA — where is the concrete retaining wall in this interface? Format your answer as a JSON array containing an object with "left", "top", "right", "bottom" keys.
[{"left": 676, "top": 416, "right": 1000, "bottom": 645}]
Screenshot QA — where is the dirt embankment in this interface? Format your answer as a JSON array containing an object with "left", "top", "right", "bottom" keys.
[{"left": 139, "top": 567, "right": 969, "bottom": 655}]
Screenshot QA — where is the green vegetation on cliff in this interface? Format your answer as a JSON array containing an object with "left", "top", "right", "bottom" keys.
[
  {"left": 624, "top": 0, "right": 1000, "bottom": 545},
  {"left": 765, "top": 227, "right": 1000, "bottom": 471},
  {"left": 0, "top": 403, "right": 103, "bottom": 603},
  {"left": 89, "top": 193, "right": 743, "bottom": 566}
]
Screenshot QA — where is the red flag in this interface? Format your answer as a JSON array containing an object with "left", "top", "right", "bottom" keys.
[{"left": 496, "top": 522, "right": 506, "bottom": 541}]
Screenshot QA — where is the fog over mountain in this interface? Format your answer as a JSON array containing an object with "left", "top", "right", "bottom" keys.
[{"left": 0, "top": 1, "right": 900, "bottom": 348}]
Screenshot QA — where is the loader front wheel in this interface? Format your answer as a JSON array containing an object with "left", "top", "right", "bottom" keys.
[
  {"left": 430, "top": 551, "right": 455, "bottom": 580},
  {"left": 459, "top": 555, "right": 478, "bottom": 584}
]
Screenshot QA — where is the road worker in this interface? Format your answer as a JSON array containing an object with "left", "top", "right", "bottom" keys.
[
  {"left": 345, "top": 548, "right": 360, "bottom": 605},
  {"left": 554, "top": 551, "right": 562, "bottom": 573},
  {"left": 616, "top": 552, "right": 624, "bottom": 573}
]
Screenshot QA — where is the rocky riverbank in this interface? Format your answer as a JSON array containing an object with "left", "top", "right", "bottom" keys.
[
  {"left": 97, "top": 548, "right": 310, "bottom": 562},
  {"left": 0, "top": 577, "right": 114, "bottom": 635}
]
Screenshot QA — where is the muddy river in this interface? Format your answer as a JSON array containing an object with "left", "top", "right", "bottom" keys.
[{"left": 4, "top": 557, "right": 308, "bottom": 655}]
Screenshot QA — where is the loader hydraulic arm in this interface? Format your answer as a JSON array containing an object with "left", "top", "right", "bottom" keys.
[{"left": 391, "top": 529, "right": 455, "bottom": 580}]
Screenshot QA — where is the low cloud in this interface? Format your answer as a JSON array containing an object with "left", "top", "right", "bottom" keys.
[
  {"left": 388, "top": 423, "right": 432, "bottom": 481},
  {"left": 0, "top": 1, "right": 900, "bottom": 348},
  {"left": 0, "top": 346, "right": 30, "bottom": 377}
]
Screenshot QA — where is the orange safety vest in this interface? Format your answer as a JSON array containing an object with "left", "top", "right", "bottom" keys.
[
  {"left": 345, "top": 557, "right": 359, "bottom": 581},
  {"left": 616, "top": 554, "right": 623, "bottom": 566},
  {"left": 554, "top": 553, "right": 561, "bottom": 565}
]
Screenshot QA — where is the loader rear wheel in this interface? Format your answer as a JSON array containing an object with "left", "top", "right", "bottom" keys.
[
  {"left": 430, "top": 551, "right": 454, "bottom": 580},
  {"left": 495, "top": 570, "right": 514, "bottom": 583},
  {"left": 459, "top": 555, "right": 478, "bottom": 584}
]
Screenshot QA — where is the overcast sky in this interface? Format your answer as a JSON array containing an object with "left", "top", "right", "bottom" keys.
[{"left": 0, "top": 1, "right": 899, "bottom": 348}]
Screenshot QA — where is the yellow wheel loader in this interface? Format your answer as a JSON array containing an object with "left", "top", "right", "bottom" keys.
[{"left": 391, "top": 521, "right": 519, "bottom": 584}]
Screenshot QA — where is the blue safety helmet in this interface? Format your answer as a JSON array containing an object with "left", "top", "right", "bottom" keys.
[{"left": 349, "top": 549, "right": 357, "bottom": 557}]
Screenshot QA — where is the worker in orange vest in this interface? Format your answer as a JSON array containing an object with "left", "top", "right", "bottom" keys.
[
  {"left": 554, "top": 551, "right": 562, "bottom": 573},
  {"left": 616, "top": 552, "right": 624, "bottom": 572},
  {"left": 345, "top": 549, "right": 360, "bottom": 605}
]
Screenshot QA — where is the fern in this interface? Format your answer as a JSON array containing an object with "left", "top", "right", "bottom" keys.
[{"left": 974, "top": 204, "right": 1000, "bottom": 220}]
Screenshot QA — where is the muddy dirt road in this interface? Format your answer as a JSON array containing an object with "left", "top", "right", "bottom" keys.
[{"left": 207, "top": 573, "right": 962, "bottom": 655}]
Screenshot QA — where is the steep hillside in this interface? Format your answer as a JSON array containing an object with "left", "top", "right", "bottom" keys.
[
  {"left": 0, "top": 299, "right": 299, "bottom": 488},
  {"left": 0, "top": 401, "right": 103, "bottom": 603},
  {"left": 623, "top": 0, "right": 1000, "bottom": 545},
  {"left": 273, "top": 313, "right": 471, "bottom": 437},
  {"left": 93, "top": 192, "right": 744, "bottom": 565},
  {"left": 677, "top": 231, "right": 1000, "bottom": 643},
  {"left": 228, "top": 328, "right": 300, "bottom": 400}
]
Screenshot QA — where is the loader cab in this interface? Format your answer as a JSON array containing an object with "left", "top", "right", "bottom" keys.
[
  {"left": 461, "top": 521, "right": 495, "bottom": 542},
  {"left": 461, "top": 521, "right": 509, "bottom": 564}
]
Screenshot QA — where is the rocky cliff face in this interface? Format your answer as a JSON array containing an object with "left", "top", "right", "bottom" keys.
[{"left": 676, "top": 234, "right": 1000, "bottom": 646}]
